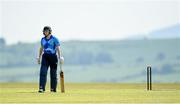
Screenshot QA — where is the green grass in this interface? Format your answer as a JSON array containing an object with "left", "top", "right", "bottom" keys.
[{"left": 0, "top": 83, "right": 180, "bottom": 103}]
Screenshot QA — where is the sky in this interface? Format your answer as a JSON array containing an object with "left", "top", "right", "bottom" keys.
[{"left": 0, "top": 0, "right": 179, "bottom": 44}]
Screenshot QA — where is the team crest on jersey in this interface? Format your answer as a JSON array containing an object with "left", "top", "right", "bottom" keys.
[{"left": 48, "top": 39, "right": 54, "bottom": 46}]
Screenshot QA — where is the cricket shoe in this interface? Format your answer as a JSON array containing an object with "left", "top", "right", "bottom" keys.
[
  {"left": 51, "top": 89, "right": 56, "bottom": 92},
  {"left": 38, "top": 89, "right": 45, "bottom": 93}
]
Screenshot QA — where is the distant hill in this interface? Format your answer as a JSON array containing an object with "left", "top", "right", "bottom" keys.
[
  {"left": 127, "top": 24, "right": 180, "bottom": 40},
  {"left": 0, "top": 38, "right": 180, "bottom": 83},
  {"left": 148, "top": 24, "right": 180, "bottom": 39}
]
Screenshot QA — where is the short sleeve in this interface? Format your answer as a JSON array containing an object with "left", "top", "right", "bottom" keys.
[
  {"left": 41, "top": 38, "right": 43, "bottom": 46},
  {"left": 54, "top": 37, "right": 60, "bottom": 47}
]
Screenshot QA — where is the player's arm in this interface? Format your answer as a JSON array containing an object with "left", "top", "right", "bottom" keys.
[
  {"left": 56, "top": 46, "right": 64, "bottom": 64},
  {"left": 37, "top": 45, "right": 43, "bottom": 64},
  {"left": 56, "top": 45, "right": 62, "bottom": 59}
]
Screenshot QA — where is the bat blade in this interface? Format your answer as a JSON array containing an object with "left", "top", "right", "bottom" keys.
[{"left": 60, "top": 70, "right": 65, "bottom": 93}]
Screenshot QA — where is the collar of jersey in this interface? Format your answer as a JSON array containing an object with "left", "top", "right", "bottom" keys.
[{"left": 45, "top": 35, "right": 53, "bottom": 41}]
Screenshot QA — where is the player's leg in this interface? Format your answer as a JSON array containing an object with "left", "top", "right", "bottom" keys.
[
  {"left": 39, "top": 54, "right": 49, "bottom": 92},
  {"left": 50, "top": 54, "right": 58, "bottom": 92}
]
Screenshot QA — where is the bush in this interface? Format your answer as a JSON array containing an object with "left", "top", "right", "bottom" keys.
[{"left": 95, "top": 52, "right": 113, "bottom": 64}]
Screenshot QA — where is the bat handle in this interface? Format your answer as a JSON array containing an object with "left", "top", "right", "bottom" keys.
[
  {"left": 60, "top": 63, "right": 63, "bottom": 71},
  {"left": 60, "top": 71, "right": 64, "bottom": 77}
]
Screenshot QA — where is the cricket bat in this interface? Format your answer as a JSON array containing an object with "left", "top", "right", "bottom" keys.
[{"left": 60, "top": 63, "right": 65, "bottom": 93}]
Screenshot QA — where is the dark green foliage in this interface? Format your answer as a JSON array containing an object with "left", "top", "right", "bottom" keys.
[{"left": 0, "top": 38, "right": 179, "bottom": 67}]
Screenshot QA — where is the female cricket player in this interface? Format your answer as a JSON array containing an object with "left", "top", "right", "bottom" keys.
[{"left": 37, "top": 26, "right": 64, "bottom": 93}]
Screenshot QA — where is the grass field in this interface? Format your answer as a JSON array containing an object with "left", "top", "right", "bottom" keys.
[{"left": 0, "top": 83, "right": 180, "bottom": 103}]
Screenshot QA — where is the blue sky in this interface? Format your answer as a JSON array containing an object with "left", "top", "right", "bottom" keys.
[{"left": 0, "top": 0, "right": 179, "bottom": 44}]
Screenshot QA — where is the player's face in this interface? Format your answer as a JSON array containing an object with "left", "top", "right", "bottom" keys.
[{"left": 43, "top": 30, "right": 50, "bottom": 36}]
